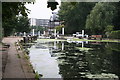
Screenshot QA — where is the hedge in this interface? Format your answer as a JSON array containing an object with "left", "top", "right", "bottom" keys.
[{"left": 109, "top": 30, "right": 120, "bottom": 39}]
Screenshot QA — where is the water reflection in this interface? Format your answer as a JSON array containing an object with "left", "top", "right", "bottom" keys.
[{"left": 29, "top": 40, "right": 120, "bottom": 79}]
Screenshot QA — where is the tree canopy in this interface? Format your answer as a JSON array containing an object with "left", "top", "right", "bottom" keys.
[
  {"left": 58, "top": 2, "right": 95, "bottom": 34},
  {"left": 2, "top": 2, "right": 32, "bottom": 36},
  {"left": 85, "top": 2, "right": 116, "bottom": 35},
  {"left": 58, "top": 2, "right": 120, "bottom": 38}
]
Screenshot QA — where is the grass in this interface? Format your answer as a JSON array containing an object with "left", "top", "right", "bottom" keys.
[
  {"left": 36, "top": 38, "right": 120, "bottom": 43},
  {"left": 35, "top": 72, "right": 43, "bottom": 79},
  {"left": 17, "top": 54, "right": 21, "bottom": 58},
  {"left": 37, "top": 39, "right": 66, "bottom": 42},
  {"left": 24, "top": 53, "right": 29, "bottom": 60},
  {"left": 73, "top": 39, "right": 120, "bottom": 42}
]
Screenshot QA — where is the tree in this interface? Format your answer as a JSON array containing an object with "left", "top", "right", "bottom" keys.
[
  {"left": 2, "top": 1, "right": 59, "bottom": 37},
  {"left": 55, "top": 25, "right": 64, "bottom": 32},
  {"left": 58, "top": 2, "right": 95, "bottom": 34},
  {"left": 112, "top": 2, "right": 120, "bottom": 30},
  {"left": 2, "top": 2, "right": 33, "bottom": 36},
  {"left": 85, "top": 2, "right": 116, "bottom": 35},
  {"left": 15, "top": 16, "right": 30, "bottom": 33},
  {"left": 47, "top": 0, "right": 59, "bottom": 11},
  {"left": 105, "top": 25, "right": 114, "bottom": 38}
]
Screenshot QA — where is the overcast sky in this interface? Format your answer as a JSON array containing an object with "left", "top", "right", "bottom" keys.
[{"left": 25, "top": 0, "right": 61, "bottom": 19}]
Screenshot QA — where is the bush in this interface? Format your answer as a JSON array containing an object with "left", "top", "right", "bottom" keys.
[{"left": 109, "top": 30, "right": 120, "bottom": 39}]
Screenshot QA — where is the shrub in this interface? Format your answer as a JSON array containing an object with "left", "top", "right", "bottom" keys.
[{"left": 109, "top": 30, "right": 120, "bottom": 39}]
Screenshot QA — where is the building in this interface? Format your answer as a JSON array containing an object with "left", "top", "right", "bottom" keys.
[
  {"left": 29, "top": 12, "right": 61, "bottom": 35},
  {"left": 29, "top": 18, "right": 50, "bottom": 27},
  {"left": 29, "top": 18, "right": 37, "bottom": 26}
]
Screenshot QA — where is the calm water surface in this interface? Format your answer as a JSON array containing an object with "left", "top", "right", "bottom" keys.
[{"left": 29, "top": 40, "right": 120, "bottom": 79}]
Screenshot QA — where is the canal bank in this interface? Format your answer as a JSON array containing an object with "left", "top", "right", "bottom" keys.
[{"left": 2, "top": 37, "right": 36, "bottom": 79}]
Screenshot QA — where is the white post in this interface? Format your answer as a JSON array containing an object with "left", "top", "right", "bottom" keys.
[
  {"left": 23, "top": 32, "right": 26, "bottom": 37},
  {"left": 82, "top": 30, "right": 84, "bottom": 38},
  {"left": 32, "top": 29, "right": 35, "bottom": 36},
  {"left": 86, "top": 35, "right": 88, "bottom": 38},
  {"left": 54, "top": 41, "right": 56, "bottom": 49},
  {"left": 57, "top": 31, "right": 59, "bottom": 38},
  {"left": 54, "top": 29, "right": 56, "bottom": 37},
  {"left": 82, "top": 41, "right": 84, "bottom": 48},
  {"left": 38, "top": 31, "right": 40, "bottom": 36},
  {"left": 62, "top": 28, "right": 64, "bottom": 35},
  {"left": 44, "top": 31, "right": 45, "bottom": 35},
  {"left": 62, "top": 42, "right": 64, "bottom": 51}
]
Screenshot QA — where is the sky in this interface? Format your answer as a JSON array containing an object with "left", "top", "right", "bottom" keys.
[{"left": 25, "top": 0, "right": 61, "bottom": 19}]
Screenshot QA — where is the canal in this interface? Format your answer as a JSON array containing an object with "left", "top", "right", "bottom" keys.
[{"left": 29, "top": 39, "right": 120, "bottom": 79}]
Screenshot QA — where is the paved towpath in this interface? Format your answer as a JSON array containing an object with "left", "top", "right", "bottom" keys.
[{"left": 2, "top": 37, "right": 26, "bottom": 78}]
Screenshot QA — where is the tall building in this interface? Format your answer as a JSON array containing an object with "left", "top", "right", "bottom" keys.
[
  {"left": 36, "top": 19, "right": 50, "bottom": 27},
  {"left": 29, "top": 18, "right": 50, "bottom": 27},
  {"left": 29, "top": 12, "right": 61, "bottom": 32},
  {"left": 29, "top": 18, "right": 37, "bottom": 26}
]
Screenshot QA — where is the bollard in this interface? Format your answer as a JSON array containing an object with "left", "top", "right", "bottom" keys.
[{"left": 23, "top": 37, "right": 26, "bottom": 43}]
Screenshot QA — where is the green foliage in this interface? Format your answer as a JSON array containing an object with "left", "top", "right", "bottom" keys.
[
  {"left": 47, "top": 0, "right": 59, "bottom": 11},
  {"left": 112, "top": 2, "right": 120, "bottom": 30},
  {"left": 86, "top": 3, "right": 115, "bottom": 35},
  {"left": 17, "top": 54, "right": 21, "bottom": 58},
  {"left": 35, "top": 72, "right": 43, "bottom": 79},
  {"left": 105, "top": 25, "right": 114, "bottom": 38},
  {"left": 58, "top": 2, "right": 95, "bottom": 34},
  {"left": 36, "top": 26, "right": 46, "bottom": 32},
  {"left": 2, "top": 2, "right": 33, "bottom": 36},
  {"left": 24, "top": 53, "right": 29, "bottom": 60},
  {"left": 55, "top": 25, "right": 64, "bottom": 32},
  {"left": 30, "top": 26, "right": 46, "bottom": 34},
  {"left": 15, "top": 16, "right": 30, "bottom": 33},
  {"left": 105, "top": 25, "right": 114, "bottom": 32},
  {"left": 109, "top": 30, "right": 120, "bottom": 39},
  {"left": 35, "top": 72, "right": 39, "bottom": 79}
]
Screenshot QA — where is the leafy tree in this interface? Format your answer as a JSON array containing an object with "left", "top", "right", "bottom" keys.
[
  {"left": 105, "top": 25, "right": 114, "bottom": 38},
  {"left": 2, "top": 2, "right": 33, "bottom": 36},
  {"left": 2, "top": 1, "right": 58, "bottom": 37},
  {"left": 58, "top": 2, "right": 95, "bottom": 34},
  {"left": 85, "top": 2, "right": 116, "bottom": 35},
  {"left": 112, "top": 2, "right": 120, "bottom": 30},
  {"left": 47, "top": 0, "right": 59, "bottom": 11},
  {"left": 15, "top": 16, "right": 30, "bottom": 33},
  {"left": 55, "top": 25, "right": 64, "bottom": 32}
]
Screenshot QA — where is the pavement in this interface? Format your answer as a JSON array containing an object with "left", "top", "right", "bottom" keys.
[{"left": 2, "top": 37, "right": 35, "bottom": 79}]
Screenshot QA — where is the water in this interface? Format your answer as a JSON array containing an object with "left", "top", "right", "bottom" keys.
[{"left": 29, "top": 40, "right": 120, "bottom": 79}]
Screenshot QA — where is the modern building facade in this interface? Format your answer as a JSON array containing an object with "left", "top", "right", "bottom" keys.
[{"left": 29, "top": 12, "right": 61, "bottom": 35}]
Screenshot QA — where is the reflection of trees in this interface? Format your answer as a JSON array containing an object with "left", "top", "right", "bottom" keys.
[
  {"left": 57, "top": 42, "right": 89, "bottom": 79},
  {"left": 49, "top": 41, "right": 120, "bottom": 79},
  {"left": 105, "top": 43, "right": 120, "bottom": 77},
  {"left": 85, "top": 45, "right": 111, "bottom": 74},
  {"left": 85, "top": 42, "right": 120, "bottom": 78}
]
